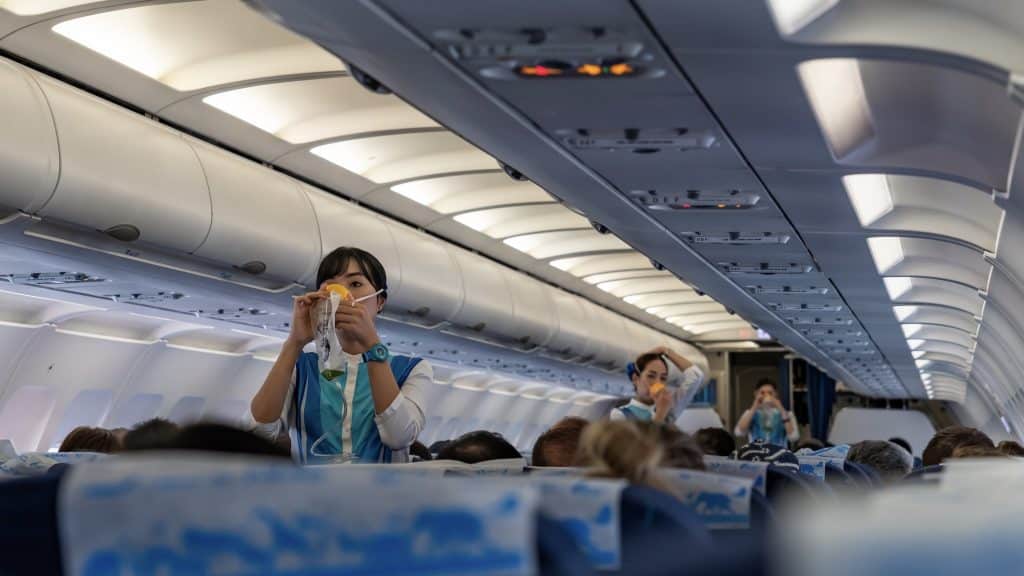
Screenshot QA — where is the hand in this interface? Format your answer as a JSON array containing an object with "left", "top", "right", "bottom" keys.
[
  {"left": 333, "top": 298, "right": 380, "bottom": 354},
  {"left": 654, "top": 388, "right": 675, "bottom": 420},
  {"left": 287, "top": 290, "right": 328, "bottom": 347},
  {"left": 765, "top": 397, "right": 782, "bottom": 410},
  {"left": 647, "top": 345, "right": 669, "bottom": 356}
]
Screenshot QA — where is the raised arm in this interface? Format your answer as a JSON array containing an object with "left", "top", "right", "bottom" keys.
[{"left": 250, "top": 291, "right": 323, "bottom": 423}]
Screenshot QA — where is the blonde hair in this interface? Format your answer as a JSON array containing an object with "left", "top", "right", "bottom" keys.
[{"left": 575, "top": 420, "right": 704, "bottom": 493}]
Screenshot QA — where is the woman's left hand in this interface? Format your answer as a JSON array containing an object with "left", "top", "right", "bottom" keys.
[{"left": 334, "top": 300, "right": 379, "bottom": 353}]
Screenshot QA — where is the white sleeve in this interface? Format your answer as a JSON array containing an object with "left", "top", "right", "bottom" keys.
[
  {"left": 374, "top": 360, "right": 430, "bottom": 450},
  {"left": 675, "top": 365, "right": 706, "bottom": 411},
  {"left": 244, "top": 369, "right": 295, "bottom": 442},
  {"left": 734, "top": 409, "right": 753, "bottom": 437},
  {"left": 609, "top": 407, "right": 627, "bottom": 421},
  {"left": 787, "top": 411, "right": 801, "bottom": 442}
]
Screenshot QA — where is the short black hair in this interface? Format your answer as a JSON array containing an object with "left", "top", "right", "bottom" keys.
[
  {"left": 122, "top": 418, "right": 180, "bottom": 451},
  {"left": 695, "top": 427, "right": 736, "bottom": 457},
  {"left": 888, "top": 437, "right": 913, "bottom": 454},
  {"left": 171, "top": 423, "right": 289, "bottom": 459},
  {"left": 437, "top": 431, "right": 521, "bottom": 464},
  {"left": 316, "top": 247, "right": 388, "bottom": 299},
  {"left": 410, "top": 441, "right": 432, "bottom": 461},
  {"left": 756, "top": 378, "right": 777, "bottom": 390}
]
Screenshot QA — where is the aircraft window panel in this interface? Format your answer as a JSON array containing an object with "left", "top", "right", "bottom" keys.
[
  {"left": 50, "top": 1, "right": 343, "bottom": 91},
  {"left": 33, "top": 73, "right": 212, "bottom": 252},
  {"left": 47, "top": 388, "right": 113, "bottom": 451},
  {"left": 167, "top": 395, "right": 205, "bottom": 425},
  {"left": 0, "top": 385, "right": 56, "bottom": 453},
  {"left": 452, "top": 204, "right": 584, "bottom": 239},
  {"left": 505, "top": 229, "right": 630, "bottom": 260},
  {"left": 105, "top": 393, "right": 163, "bottom": 429},
  {"left": 391, "top": 173, "right": 552, "bottom": 214},
  {"left": 311, "top": 132, "right": 497, "bottom": 184},
  {"left": 203, "top": 77, "right": 437, "bottom": 144},
  {"left": 549, "top": 252, "right": 652, "bottom": 277},
  {"left": 201, "top": 398, "right": 249, "bottom": 427}
]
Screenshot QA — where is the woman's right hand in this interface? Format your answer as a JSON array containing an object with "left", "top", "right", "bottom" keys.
[{"left": 287, "top": 291, "right": 327, "bottom": 347}]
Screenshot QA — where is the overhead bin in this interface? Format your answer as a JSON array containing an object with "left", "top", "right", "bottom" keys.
[
  {"left": 31, "top": 72, "right": 211, "bottom": 252},
  {"left": 589, "top": 306, "right": 631, "bottom": 372},
  {"left": 382, "top": 220, "right": 463, "bottom": 327},
  {"left": 544, "top": 289, "right": 594, "bottom": 361},
  {"left": 501, "top": 267, "right": 557, "bottom": 350},
  {"left": 0, "top": 59, "right": 58, "bottom": 214},
  {"left": 188, "top": 138, "right": 320, "bottom": 285},
  {"left": 303, "top": 185, "right": 402, "bottom": 292},
  {"left": 443, "top": 244, "right": 517, "bottom": 343}
]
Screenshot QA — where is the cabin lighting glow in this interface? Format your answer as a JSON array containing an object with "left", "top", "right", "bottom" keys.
[
  {"left": 844, "top": 174, "right": 893, "bottom": 227},
  {"left": 883, "top": 277, "right": 913, "bottom": 300},
  {"left": 0, "top": 0, "right": 100, "bottom": 14},
  {"left": 902, "top": 324, "right": 924, "bottom": 338},
  {"left": 311, "top": 133, "right": 496, "bottom": 183},
  {"left": 867, "top": 237, "right": 904, "bottom": 275},
  {"left": 893, "top": 305, "right": 918, "bottom": 322},
  {"left": 797, "top": 58, "right": 875, "bottom": 158},
  {"left": 766, "top": 0, "right": 840, "bottom": 35}
]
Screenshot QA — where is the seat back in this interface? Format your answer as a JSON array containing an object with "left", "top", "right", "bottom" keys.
[
  {"left": 0, "top": 465, "right": 68, "bottom": 575},
  {"left": 531, "top": 476, "right": 626, "bottom": 570},
  {"left": 620, "top": 485, "right": 712, "bottom": 573},
  {"left": 703, "top": 457, "right": 769, "bottom": 495},
  {"left": 661, "top": 468, "right": 756, "bottom": 529}
]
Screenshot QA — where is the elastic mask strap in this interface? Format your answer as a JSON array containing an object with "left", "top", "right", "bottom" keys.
[{"left": 351, "top": 288, "right": 384, "bottom": 303}]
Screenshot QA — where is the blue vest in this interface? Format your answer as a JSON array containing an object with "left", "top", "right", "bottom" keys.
[
  {"left": 617, "top": 403, "right": 653, "bottom": 422},
  {"left": 292, "top": 352, "right": 421, "bottom": 464},
  {"left": 749, "top": 409, "right": 787, "bottom": 446}
]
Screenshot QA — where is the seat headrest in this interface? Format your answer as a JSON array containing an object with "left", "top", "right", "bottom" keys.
[
  {"left": 532, "top": 476, "right": 626, "bottom": 570},
  {"left": 661, "top": 468, "right": 755, "bottom": 529},
  {"left": 703, "top": 456, "right": 769, "bottom": 495}
]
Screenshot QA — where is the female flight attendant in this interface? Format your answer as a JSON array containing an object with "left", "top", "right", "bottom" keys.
[
  {"left": 248, "top": 247, "right": 431, "bottom": 464},
  {"left": 611, "top": 346, "right": 705, "bottom": 423}
]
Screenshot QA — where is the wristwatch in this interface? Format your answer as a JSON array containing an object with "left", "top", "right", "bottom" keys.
[{"left": 362, "top": 342, "right": 390, "bottom": 364}]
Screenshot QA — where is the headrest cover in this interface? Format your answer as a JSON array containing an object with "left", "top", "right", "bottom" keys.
[{"left": 734, "top": 440, "right": 800, "bottom": 471}]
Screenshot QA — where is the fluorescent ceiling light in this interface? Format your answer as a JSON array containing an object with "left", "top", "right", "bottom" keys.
[
  {"left": 548, "top": 253, "right": 650, "bottom": 277},
  {"left": 452, "top": 205, "right": 584, "bottom": 239},
  {"left": 0, "top": 0, "right": 100, "bottom": 14},
  {"left": 504, "top": 230, "right": 629, "bottom": 260},
  {"left": 844, "top": 174, "right": 893, "bottom": 227},
  {"left": 766, "top": 0, "right": 840, "bottom": 36},
  {"left": 51, "top": 2, "right": 343, "bottom": 91},
  {"left": 912, "top": 350, "right": 927, "bottom": 359},
  {"left": 867, "top": 237, "right": 904, "bottom": 275},
  {"left": 391, "top": 175, "right": 552, "bottom": 214},
  {"left": 893, "top": 305, "right": 918, "bottom": 322},
  {"left": 884, "top": 277, "right": 913, "bottom": 300},
  {"left": 902, "top": 324, "right": 924, "bottom": 338},
  {"left": 625, "top": 291, "right": 703, "bottom": 309},
  {"left": 682, "top": 321, "right": 751, "bottom": 335},
  {"left": 203, "top": 78, "right": 437, "bottom": 144},
  {"left": 584, "top": 270, "right": 669, "bottom": 285},
  {"left": 797, "top": 59, "right": 875, "bottom": 158},
  {"left": 915, "top": 359, "right": 932, "bottom": 369}
]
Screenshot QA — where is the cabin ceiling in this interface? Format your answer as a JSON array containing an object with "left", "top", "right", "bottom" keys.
[{"left": 1, "top": 0, "right": 1022, "bottom": 422}]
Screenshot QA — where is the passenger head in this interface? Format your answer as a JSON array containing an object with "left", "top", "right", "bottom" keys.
[
  {"left": 639, "top": 421, "right": 705, "bottom": 470},
  {"left": 122, "top": 418, "right": 180, "bottom": 451},
  {"left": 316, "top": 247, "right": 388, "bottom": 317},
  {"left": 630, "top": 352, "right": 669, "bottom": 401},
  {"left": 428, "top": 440, "right": 450, "bottom": 457},
  {"left": 576, "top": 420, "right": 704, "bottom": 492},
  {"left": 922, "top": 426, "right": 995, "bottom": 467},
  {"left": 795, "top": 438, "right": 825, "bottom": 452},
  {"left": 998, "top": 440, "right": 1024, "bottom": 457},
  {"left": 951, "top": 444, "right": 1007, "bottom": 460},
  {"left": 888, "top": 437, "right": 913, "bottom": 455},
  {"left": 695, "top": 427, "right": 736, "bottom": 457},
  {"left": 755, "top": 379, "right": 778, "bottom": 404},
  {"left": 59, "top": 426, "right": 119, "bottom": 453},
  {"left": 409, "top": 441, "right": 432, "bottom": 462},
  {"left": 532, "top": 417, "right": 589, "bottom": 467},
  {"left": 170, "top": 423, "right": 289, "bottom": 459},
  {"left": 437, "top": 431, "right": 521, "bottom": 464},
  {"left": 846, "top": 440, "right": 913, "bottom": 483}
]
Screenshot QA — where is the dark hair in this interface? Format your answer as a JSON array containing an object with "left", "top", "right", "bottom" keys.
[
  {"left": 634, "top": 353, "right": 668, "bottom": 375},
  {"left": 170, "top": 423, "right": 289, "bottom": 459},
  {"left": 796, "top": 438, "right": 825, "bottom": 452},
  {"left": 642, "top": 422, "right": 705, "bottom": 470},
  {"left": 316, "top": 247, "right": 388, "bottom": 299},
  {"left": 695, "top": 427, "right": 736, "bottom": 457},
  {"left": 532, "top": 417, "right": 589, "bottom": 467},
  {"left": 847, "top": 440, "right": 913, "bottom": 482},
  {"left": 755, "top": 378, "right": 777, "bottom": 391},
  {"left": 888, "top": 437, "right": 913, "bottom": 455},
  {"left": 428, "top": 440, "right": 451, "bottom": 455},
  {"left": 437, "top": 431, "right": 521, "bottom": 464},
  {"left": 922, "top": 426, "right": 995, "bottom": 467},
  {"left": 998, "top": 440, "right": 1024, "bottom": 457},
  {"left": 59, "top": 426, "right": 119, "bottom": 453},
  {"left": 951, "top": 444, "right": 1006, "bottom": 459},
  {"left": 410, "top": 441, "right": 432, "bottom": 462},
  {"left": 122, "top": 418, "right": 180, "bottom": 451}
]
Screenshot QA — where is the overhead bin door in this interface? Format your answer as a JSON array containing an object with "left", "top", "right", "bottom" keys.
[
  {"left": 545, "top": 289, "right": 594, "bottom": 361},
  {"left": 32, "top": 73, "right": 211, "bottom": 252},
  {"left": 303, "top": 184, "right": 402, "bottom": 292},
  {"left": 0, "top": 60, "right": 58, "bottom": 214},
  {"left": 444, "top": 245, "right": 518, "bottom": 343},
  {"left": 188, "top": 138, "right": 320, "bottom": 285},
  {"left": 382, "top": 221, "right": 463, "bottom": 327},
  {"left": 502, "top": 268, "right": 557, "bottom": 350},
  {"left": 592, "top": 307, "right": 631, "bottom": 372}
]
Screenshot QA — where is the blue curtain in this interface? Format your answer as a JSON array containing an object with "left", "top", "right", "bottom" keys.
[
  {"left": 690, "top": 378, "right": 717, "bottom": 406},
  {"left": 807, "top": 365, "right": 837, "bottom": 442},
  {"left": 777, "top": 358, "right": 791, "bottom": 411}
]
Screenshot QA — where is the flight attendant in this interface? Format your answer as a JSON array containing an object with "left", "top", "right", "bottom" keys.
[
  {"left": 248, "top": 247, "right": 431, "bottom": 464},
  {"left": 611, "top": 347, "right": 705, "bottom": 423}
]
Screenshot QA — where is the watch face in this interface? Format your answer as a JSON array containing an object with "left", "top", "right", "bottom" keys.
[{"left": 370, "top": 344, "right": 388, "bottom": 361}]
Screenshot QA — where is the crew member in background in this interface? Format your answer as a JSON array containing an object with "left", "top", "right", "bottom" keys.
[{"left": 734, "top": 379, "right": 799, "bottom": 446}]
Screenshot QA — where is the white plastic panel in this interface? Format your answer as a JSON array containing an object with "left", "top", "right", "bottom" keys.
[
  {"left": 597, "top": 277, "right": 692, "bottom": 298},
  {"left": 303, "top": 185, "right": 402, "bottom": 291},
  {"left": 502, "top": 268, "right": 557, "bottom": 349},
  {"left": 626, "top": 290, "right": 709, "bottom": 309},
  {"left": 893, "top": 305, "right": 979, "bottom": 335},
  {"left": 868, "top": 237, "right": 991, "bottom": 290},
  {"left": 902, "top": 324, "right": 975, "bottom": 350},
  {"left": 203, "top": 76, "right": 437, "bottom": 144},
  {"left": 0, "top": 385, "right": 56, "bottom": 454},
  {"left": 583, "top": 270, "right": 672, "bottom": 285},
  {"left": 544, "top": 288, "right": 594, "bottom": 360},
  {"left": 444, "top": 245, "right": 517, "bottom": 342},
  {"left": 167, "top": 395, "right": 205, "bottom": 425},
  {"left": 590, "top": 306, "right": 631, "bottom": 371},
  {"left": 828, "top": 407, "right": 936, "bottom": 456},
  {"left": 48, "top": 388, "right": 113, "bottom": 451},
  {"left": 504, "top": 229, "right": 630, "bottom": 260},
  {"left": 49, "top": 0, "right": 343, "bottom": 91},
  {"left": 452, "top": 204, "right": 585, "bottom": 239},
  {"left": 383, "top": 221, "right": 463, "bottom": 327},
  {"left": 104, "top": 393, "right": 162, "bottom": 429},
  {"left": 390, "top": 173, "right": 552, "bottom": 214},
  {"left": 33, "top": 73, "right": 211, "bottom": 252},
  {"left": 0, "top": 59, "right": 58, "bottom": 213},
  {"left": 189, "top": 139, "right": 320, "bottom": 284},
  {"left": 884, "top": 277, "right": 984, "bottom": 317},
  {"left": 311, "top": 131, "right": 497, "bottom": 184},
  {"left": 549, "top": 252, "right": 652, "bottom": 277}
]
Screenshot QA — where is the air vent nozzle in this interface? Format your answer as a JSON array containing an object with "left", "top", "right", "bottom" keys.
[
  {"left": 236, "top": 261, "right": 266, "bottom": 276},
  {"left": 684, "top": 232, "right": 790, "bottom": 245},
  {"left": 631, "top": 188, "right": 761, "bottom": 211},
  {"left": 103, "top": 224, "right": 140, "bottom": 242},
  {"left": 559, "top": 128, "right": 716, "bottom": 152},
  {"left": 768, "top": 302, "right": 843, "bottom": 312},
  {"left": 746, "top": 285, "right": 829, "bottom": 296},
  {"left": 719, "top": 262, "right": 815, "bottom": 275}
]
